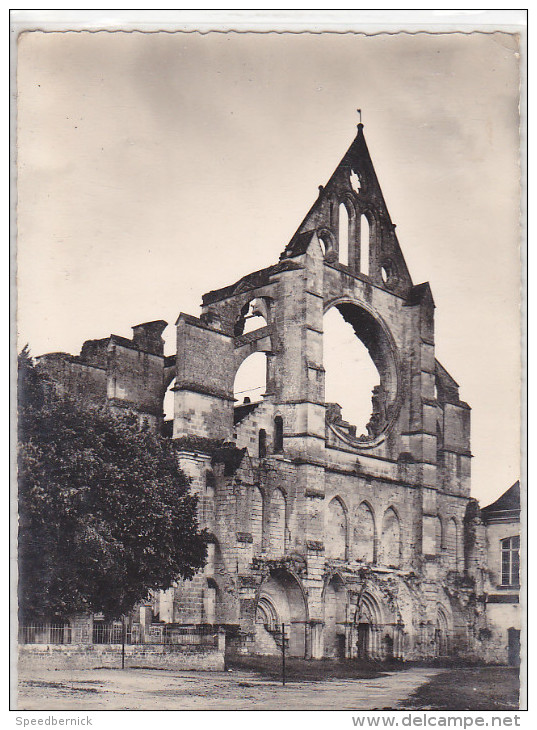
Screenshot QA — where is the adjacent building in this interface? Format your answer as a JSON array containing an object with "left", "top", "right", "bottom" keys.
[{"left": 480, "top": 481, "right": 521, "bottom": 665}]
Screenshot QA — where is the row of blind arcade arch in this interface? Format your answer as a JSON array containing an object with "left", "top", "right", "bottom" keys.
[{"left": 247, "top": 490, "right": 461, "bottom": 569}]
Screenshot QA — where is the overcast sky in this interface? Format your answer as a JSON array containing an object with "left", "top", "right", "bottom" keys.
[{"left": 16, "top": 30, "right": 521, "bottom": 504}]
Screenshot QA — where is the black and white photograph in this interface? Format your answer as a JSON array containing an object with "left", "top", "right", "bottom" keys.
[{"left": 12, "top": 10, "right": 526, "bottom": 717}]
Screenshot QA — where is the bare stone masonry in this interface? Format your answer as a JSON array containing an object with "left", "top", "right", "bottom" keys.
[{"left": 38, "top": 124, "right": 494, "bottom": 661}]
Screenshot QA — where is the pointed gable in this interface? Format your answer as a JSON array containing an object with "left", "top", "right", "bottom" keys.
[{"left": 280, "top": 123, "right": 413, "bottom": 296}]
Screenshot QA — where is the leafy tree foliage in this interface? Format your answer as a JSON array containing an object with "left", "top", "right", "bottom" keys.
[{"left": 18, "top": 349, "right": 207, "bottom": 622}]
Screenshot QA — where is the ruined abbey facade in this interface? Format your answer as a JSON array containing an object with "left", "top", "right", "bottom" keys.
[{"left": 38, "top": 124, "right": 489, "bottom": 661}]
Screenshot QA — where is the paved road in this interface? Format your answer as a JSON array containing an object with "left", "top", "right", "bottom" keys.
[{"left": 17, "top": 666, "right": 444, "bottom": 711}]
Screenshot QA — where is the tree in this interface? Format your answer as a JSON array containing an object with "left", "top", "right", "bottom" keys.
[{"left": 18, "top": 350, "right": 208, "bottom": 622}]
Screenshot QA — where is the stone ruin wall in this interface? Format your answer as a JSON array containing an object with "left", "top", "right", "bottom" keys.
[{"left": 35, "top": 124, "right": 499, "bottom": 662}]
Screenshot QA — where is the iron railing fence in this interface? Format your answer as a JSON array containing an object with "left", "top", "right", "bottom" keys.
[
  {"left": 19, "top": 622, "right": 219, "bottom": 647},
  {"left": 141, "top": 624, "right": 219, "bottom": 646},
  {"left": 18, "top": 624, "right": 72, "bottom": 645},
  {"left": 93, "top": 623, "right": 219, "bottom": 645}
]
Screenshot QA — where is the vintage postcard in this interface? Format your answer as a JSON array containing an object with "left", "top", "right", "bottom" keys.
[{"left": 12, "top": 10, "right": 526, "bottom": 719}]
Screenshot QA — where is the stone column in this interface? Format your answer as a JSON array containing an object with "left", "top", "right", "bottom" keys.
[
  {"left": 70, "top": 614, "right": 93, "bottom": 644},
  {"left": 139, "top": 605, "right": 152, "bottom": 641}
]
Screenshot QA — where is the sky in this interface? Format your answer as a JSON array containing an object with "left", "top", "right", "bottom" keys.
[{"left": 16, "top": 30, "right": 521, "bottom": 505}]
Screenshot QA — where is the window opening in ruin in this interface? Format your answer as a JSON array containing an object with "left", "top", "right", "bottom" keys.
[
  {"left": 338, "top": 203, "right": 349, "bottom": 265},
  {"left": 350, "top": 168, "right": 362, "bottom": 194},
  {"left": 205, "top": 470, "right": 215, "bottom": 496},
  {"left": 323, "top": 306, "right": 381, "bottom": 440},
  {"left": 447, "top": 518, "right": 458, "bottom": 570},
  {"left": 163, "top": 388, "right": 174, "bottom": 421},
  {"left": 274, "top": 416, "right": 284, "bottom": 453},
  {"left": 235, "top": 299, "right": 268, "bottom": 336},
  {"left": 436, "top": 423, "right": 444, "bottom": 465},
  {"left": 233, "top": 352, "right": 267, "bottom": 405},
  {"left": 162, "top": 381, "right": 175, "bottom": 436},
  {"left": 360, "top": 214, "right": 370, "bottom": 275},
  {"left": 318, "top": 236, "right": 327, "bottom": 257},
  {"left": 259, "top": 429, "right": 267, "bottom": 458},
  {"left": 381, "top": 266, "right": 389, "bottom": 284},
  {"left": 501, "top": 535, "right": 520, "bottom": 586},
  {"left": 202, "top": 470, "right": 216, "bottom": 525}
]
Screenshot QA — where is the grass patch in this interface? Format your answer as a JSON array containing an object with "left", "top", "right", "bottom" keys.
[
  {"left": 226, "top": 654, "right": 397, "bottom": 681},
  {"left": 403, "top": 667, "right": 520, "bottom": 711}
]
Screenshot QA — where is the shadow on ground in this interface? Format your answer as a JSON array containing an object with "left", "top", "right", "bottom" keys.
[
  {"left": 227, "top": 654, "right": 402, "bottom": 681},
  {"left": 400, "top": 666, "right": 520, "bottom": 711}
]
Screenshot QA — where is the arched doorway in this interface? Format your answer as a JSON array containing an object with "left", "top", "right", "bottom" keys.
[
  {"left": 254, "top": 569, "right": 308, "bottom": 657},
  {"left": 354, "top": 592, "right": 384, "bottom": 660},
  {"left": 435, "top": 605, "right": 450, "bottom": 657}
]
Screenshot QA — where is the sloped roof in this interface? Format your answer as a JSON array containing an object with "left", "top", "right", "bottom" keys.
[{"left": 481, "top": 481, "right": 520, "bottom": 518}]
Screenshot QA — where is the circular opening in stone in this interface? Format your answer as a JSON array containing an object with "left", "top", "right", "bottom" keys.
[{"left": 350, "top": 168, "right": 362, "bottom": 194}]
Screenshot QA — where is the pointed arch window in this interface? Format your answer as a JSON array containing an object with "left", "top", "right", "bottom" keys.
[
  {"left": 339, "top": 203, "right": 349, "bottom": 265},
  {"left": 274, "top": 416, "right": 284, "bottom": 453},
  {"left": 360, "top": 214, "right": 370, "bottom": 275},
  {"left": 446, "top": 518, "right": 459, "bottom": 570},
  {"left": 258, "top": 428, "right": 267, "bottom": 459},
  {"left": 258, "top": 429, "right": 267, "bottom": 458}
]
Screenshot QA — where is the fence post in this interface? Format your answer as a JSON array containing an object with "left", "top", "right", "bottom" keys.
[
  {"left": 281, "top": 623, "right": 286, "bottom": 686},
  {"left": 121, "top": 616, "right": 126, "bottom": 669}
]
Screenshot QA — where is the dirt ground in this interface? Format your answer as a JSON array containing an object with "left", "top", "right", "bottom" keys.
[{"left": 17, "top": 666, "right": 442, "bottom": 711}]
